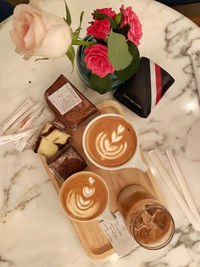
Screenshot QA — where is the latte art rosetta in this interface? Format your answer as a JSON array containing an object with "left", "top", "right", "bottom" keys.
[
  {"left": 82, "top": 186, "right": 95, "bottom": 197},
  {"left": 61, "top": 173, "right": 108, "bottom": 220},
  {"left": 96, "top": 124, "right": 128, "bottom": 160},
  {"left": 66, "top": 177, "right": 99, "bottom": 218},
  {"left": 66, "top": 190, "right": 100, "bottom": 218},
  {"left": 85, "top": 115, "right": 137, "bottom": 167}
]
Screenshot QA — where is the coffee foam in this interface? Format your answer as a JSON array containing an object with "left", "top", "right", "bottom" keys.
[
  {"left": 85, "top": 116, "right": 137, "bottom": 167},
  {"left": 66, "top": 189, "right": 100, "bottom": 219},
  {"left": 60, "top": 172, "right": 108, "bottom": 221},
  {"left": 95, "top": 124, "right": 128, "bottom": 161}
]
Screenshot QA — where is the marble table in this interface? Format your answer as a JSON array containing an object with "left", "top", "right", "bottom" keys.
[{"left": 0, "top": 0, "right": 200, "bottom": 266}]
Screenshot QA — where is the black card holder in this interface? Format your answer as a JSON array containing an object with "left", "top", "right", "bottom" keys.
[{"left": 114, "top": 57, "right": 175, "bottom": 118}]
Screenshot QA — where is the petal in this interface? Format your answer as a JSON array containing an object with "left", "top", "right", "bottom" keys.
[
  {"left": 11, "top": 4, "right": 46, "bottom": 51},
  {"left": 34, "top": 24, "right": 72, "bottom": 58},
  {"left": 41, "top": 10, "right": 66, "bottom": 30},
  {"left": 24, "top": 13, "right": 46, "bottom": 49},
  {"left": 13, "top": 4, "right": 40, "bottom": 18}
]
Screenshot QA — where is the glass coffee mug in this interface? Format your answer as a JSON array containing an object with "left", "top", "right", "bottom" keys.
[
  {"left": 82, "top": 114, "right": 148, "bottom": 172},
  {"left": 59, "top": 171, "right": 115, "bottom": 222},
  {"left": 117, "top": 184, "right": 175, "bottom": 249}
]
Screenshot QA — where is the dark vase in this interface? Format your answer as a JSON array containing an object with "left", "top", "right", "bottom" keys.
[{"left": 76, "top": 35, "right": 123, "bottom": 91}]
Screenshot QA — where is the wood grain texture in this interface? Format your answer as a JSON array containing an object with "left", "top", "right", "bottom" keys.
[
  {"left": 41, "top": 100, "right": 166, "bottom": 259},
  {"left": 172, "top": 3, "right": 200, "bottom": 27}
]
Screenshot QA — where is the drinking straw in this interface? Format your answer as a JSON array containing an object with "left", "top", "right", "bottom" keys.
[
  {"left": 15, "top": 106, "right": 47, "bottom": 151},
  {"left": 166, "top": 149, "right": 200, "bottom": 223},
  {"left": 147, "top": 150, "right": 200, "bottom": 232},
  {"left": 0, "top": 127, "right": 40, "bottom": 145},
  {"left": 0, "top": 98, "right": 33, "bottom": 135},
  {"left": 9, "top": 103, "right": 42, "bottom": 133},
  {"left": 189, "top": 52, "right": 200, "bottom": 104}
]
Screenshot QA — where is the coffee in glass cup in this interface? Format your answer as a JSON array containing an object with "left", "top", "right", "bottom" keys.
[
  {"left": 117, "top": 184, "right": 175, "bottom": 249},
  {"left": 59, "top": 171, "right": 115, "bottom": 222},
  {"left": 82, "top": 114, "right": 147, "bottom": 172}
]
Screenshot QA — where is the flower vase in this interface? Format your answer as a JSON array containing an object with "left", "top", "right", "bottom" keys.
[{"left": 76, "top": 35, "right": 122, "bottom": 92}]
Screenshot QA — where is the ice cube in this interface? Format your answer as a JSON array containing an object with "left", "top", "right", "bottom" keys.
[
  {"left": 145, "top": 205, "right": 157, "bottom": 216},
  {"left": 134, "top": 215, "right": 144, "bottom": 229},
  {"left": 135, "top": 227, "right": 148, "bottom": 243},
  {"left": 153, "top": 209, "right": 170, "bottom": 230},
  {"left": 141, "top": 211, "right": 152, "bottom": 227}
]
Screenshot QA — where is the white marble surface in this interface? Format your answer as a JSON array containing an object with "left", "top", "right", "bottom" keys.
[{"left": 0, "top": 0, "right": 200, "bottom": 266}]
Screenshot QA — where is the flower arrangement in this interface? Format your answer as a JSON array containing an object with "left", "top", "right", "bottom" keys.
[
  {"left": 79, "top": 5, "right": 142, "bottom": 93},
  {"left": 10, "top": 1, "right": 92, "bottom": 69},
  {"left": 10, "top": 2, "right": 142, "bottom": 94}
]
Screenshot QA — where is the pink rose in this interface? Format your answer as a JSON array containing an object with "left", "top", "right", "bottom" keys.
[
  {"left": 10, "top": 4, "right": 72, "bottom": 59},
  {"left": 95, "top": 8, "right": 116, "bottom": 19},
  {"left": 87, "top": 18, "right": 110, "bottom": 40},
  {"left": 120, "top": 5, "right": 142, "bottom": 46},
  {"left": 84, "top": 44, "right": 114, "bottom": 78}
]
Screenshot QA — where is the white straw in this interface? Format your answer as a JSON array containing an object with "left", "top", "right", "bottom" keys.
[
  {"left": 147, "top": 150, "right": 200, "bottom": 232},
  {"left": 0, "top": 98, "right": 33, "bottom": 135},
  {"left": 9, "top": 103, "right": 42, "bottom": 133},
  {"left": 0, "top": 127, "right": 40, "bottom": 145},
  {"left": 166, "top": 149, "right": 200, "bottom": 223},
  {"left": 14, "top": 107, "right": 49, "bottom": 152},
  {"left": 189, "top": 52, "right": 200, "bottom": 104}
]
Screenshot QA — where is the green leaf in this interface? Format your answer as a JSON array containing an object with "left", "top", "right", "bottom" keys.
[
  {"left": 66, "top": 45, "right": 75, "bottom": 72},
  {"left": 93, "top": 10, "right": 116, "bottom": 28},
  {"left": 115, "top": 41, "right": 140, "bottom": 82},
  {"left": 73, "top": 11, "right": 84, "bottom": 40},
  {"left": 114, "top": 23, "right": 130, "bottom": 37},
  {"left": 35, "top": 58, "right": 49, "bottom": 62},
  {"left": 114, "top": 12, "right": 122, "bottom": 25},
  {"left": 72, "top": 40, "right": 94, "bottom": 46},
  {"left": 64, "top": 1, "right": 71, "bottom": 26},
  {"left": 89, "top": 74, "right": 113, "bottom": 94},
  {"left": 108, "top": 30, "right": 132, "bottom": 71}
]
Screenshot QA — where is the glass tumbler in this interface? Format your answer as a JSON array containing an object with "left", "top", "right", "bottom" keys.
[{"left": 117, "top": 184, "right": 175, "bottom": 249}]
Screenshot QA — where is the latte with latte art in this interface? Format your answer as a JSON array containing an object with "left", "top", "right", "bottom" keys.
[
  {"left": 59, "top": 172, "right": 108, "bottom": 221},
  {"left": 84, "top": 115, "right": 137, "bottom": 167}
]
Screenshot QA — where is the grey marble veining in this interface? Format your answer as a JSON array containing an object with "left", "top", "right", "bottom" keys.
[{"left": 0, "top": 0, "right": 200, "bottom": 266}]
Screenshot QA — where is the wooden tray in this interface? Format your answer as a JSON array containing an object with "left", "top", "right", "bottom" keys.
[{"left": 41, "top": 100, "right": 165, "bottom": 260}]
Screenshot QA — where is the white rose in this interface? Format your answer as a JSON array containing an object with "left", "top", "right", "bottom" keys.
[{"left": 10, "top": 4, "right": 72, "bottom": 59}]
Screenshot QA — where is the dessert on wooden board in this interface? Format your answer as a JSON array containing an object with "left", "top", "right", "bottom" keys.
[
  {"left": 32, "top": 74, "right": 101, "bottom": 182},
  {"left": 44, "top": 74, "right": 99, "bottom": 128},
  {"left": 32, "top": 122, "right": 71, "bottom": 158}
]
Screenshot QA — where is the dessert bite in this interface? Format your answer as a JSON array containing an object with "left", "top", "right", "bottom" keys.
[
  {"left": 44, "top": 74, "right": 99, "bottom": 128},
  {"left": 32, "top": 122, "right": 71, "bottom": 158},
  {"left": 47, "top": 145, "right": 87, "bottom": 181}
]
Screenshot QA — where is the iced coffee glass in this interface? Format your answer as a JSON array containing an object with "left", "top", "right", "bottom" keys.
[{"left": 117, "top": 185, "right": 175, "bottom": 249}]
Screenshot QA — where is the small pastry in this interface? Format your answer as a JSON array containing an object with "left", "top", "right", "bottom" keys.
[
  {"left": 34, "top": 137, "right": 59, "bottom": 158},
  {"left": 47, "top": 145, "right": 87, "bottom": 181},
  {"left": 41, "top": 122, "right": 71, "bottom": 148},
  {"left": 32, "top": 122, "right": 71, "bottom": 158},
  {"left": 44, "top": 74, "right": 99, "bottom": 128}
]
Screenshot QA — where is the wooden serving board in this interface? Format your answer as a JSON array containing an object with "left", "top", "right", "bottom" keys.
[{"left": 41, "top": 100, "right": 165, "bottom": 260}]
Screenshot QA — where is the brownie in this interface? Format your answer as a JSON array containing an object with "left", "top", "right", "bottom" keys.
[
  {"left": 44, "top": 75, "right": 99, "bottom": 128},
  {"left": 47, "top": 145, "right": 87, "bottom": 181}
]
